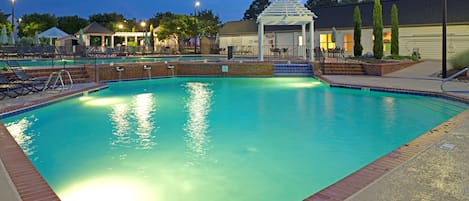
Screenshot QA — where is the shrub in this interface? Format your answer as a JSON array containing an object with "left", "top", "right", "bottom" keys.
[
  {"left": 372, "top": 0, "right": 383, "bottom": 59},
  {"left": 391, "top": 4, "right": 399, "bottom": 55},
  {"left": 353, "top": 6, "right": 363, "bottom": 57},
  {"left": 18, "top": 37, "right": 33, "bottom": 46},
  {"left": 450, "top": 49, "right": 469, "bottom": 70},
  {"left": 385, "top": 54, "right": 418, "bottom": 61}
]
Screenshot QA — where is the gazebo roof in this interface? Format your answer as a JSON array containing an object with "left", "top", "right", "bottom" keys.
[
  {"left": 82, "top": 22, "right": 113, "bottom": 35},
  {"left": 38, "top": 27, "right": 70, "bottom": 38},
  {"left": 257, "top": 0, "right": 317, "bottom": 25}
]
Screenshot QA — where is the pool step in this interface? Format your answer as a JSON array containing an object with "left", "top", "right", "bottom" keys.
[
  {"left": 273, "top": 64, "right": 313, "bottom": 77},
  {"left": 25, "top": 67, "right": 91, "bottom": 83},
  {"left": 405, "top": 98, "right": 468, "bottom": 117},
  {"left": 322, "top": 63, "right": 366, "bottom": 75}
]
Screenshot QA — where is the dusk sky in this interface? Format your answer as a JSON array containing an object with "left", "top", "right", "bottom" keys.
[{"left": 0, "top": 0, "right": 307, "bottom": 23}]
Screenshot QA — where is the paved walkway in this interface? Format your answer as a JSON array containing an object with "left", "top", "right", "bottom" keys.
[{"left": 322, "top": 61, "right": 469, "bottom": 99}]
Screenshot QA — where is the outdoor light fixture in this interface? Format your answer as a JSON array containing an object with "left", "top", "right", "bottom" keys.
[
  {"left": 140, "top": 21, "right": 146, "bottom": 28},
  {"left": 11, "top": 0, "right": 15, "bottom": 31},
  {"left": 118, "top": 24, "right": 124, "bottom": 30}
]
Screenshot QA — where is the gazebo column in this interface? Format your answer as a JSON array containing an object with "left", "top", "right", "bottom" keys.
[
  {"left": 309, "top": 21, "right": 314, "bottom": 62},
  {"left": 302, "top": 23, "right": 307, "bottom": 60},
  {"left": 124, "top": 36, "right": 128, "bottom": 45},
  {"left": 111, "top": 36, "right": 115, "bottom": 48},
  {"left": 258, "top": 22, "right": 264, "bottom": 61},
  {"left": 101, "top": 35, "right": 105, "bottom": 46}
]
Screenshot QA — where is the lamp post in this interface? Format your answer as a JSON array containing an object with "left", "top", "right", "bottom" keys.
[
  {"left": 442, "top": 0, "right": 447, "bottom": 78},
  {"left": 11, "top": 0, "right": 15, "bottom": 31},
  {"left": 140, "top": 21, "right": 147, "bottom": 53},
  {"left": 194, "top": 1, "right": 200, "bottom": 54}
]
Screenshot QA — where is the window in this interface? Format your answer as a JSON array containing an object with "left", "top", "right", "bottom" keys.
[
  {"left": 383, "top": 32, "right": 391, "bottom": 52},
  {"left": 343, "top": 34, "right": 353, "bottom": 52},
  {"left": 320, "top": 34, "right": 335, "bottom": 50},
  {"left": 298, "top": 36, "right": 303, "bottom": 46}
]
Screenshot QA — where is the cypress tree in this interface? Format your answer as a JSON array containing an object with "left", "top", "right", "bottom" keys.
[
  {"left": 353, "top": 6, "right": 363, "bottom": 57},
  {"left": 391, "top": 4, "right": 399, "bottom": 55},
  {"left": 373, "top": 0, "right": 383, "bottom": 59}
]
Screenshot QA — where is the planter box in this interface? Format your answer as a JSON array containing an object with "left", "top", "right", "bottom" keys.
[{"left": 363, "top": 61, "right": 417, "bottom": 76}]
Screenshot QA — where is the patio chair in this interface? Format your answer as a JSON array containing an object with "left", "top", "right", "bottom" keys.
[
  {"left": 0, "top": 73, "right": 27, "bottom": 99},
  {"left": 6, "top": 60, "right": 47, "bottom": 92},
  {"left": 41, "top": 46, "right": 56, "bottom": 58}
]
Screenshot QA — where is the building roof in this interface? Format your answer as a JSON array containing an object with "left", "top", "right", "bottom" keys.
[
  {"left": 82, "top": 22, "right": 113, "bottom": 35},
  {"left": 313, "top": 0, "right": 469, "bottom": 30}
]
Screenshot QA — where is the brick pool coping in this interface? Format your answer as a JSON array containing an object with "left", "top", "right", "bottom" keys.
[{"left": 0, "top": 78, "right": 467, "bottom": 201}]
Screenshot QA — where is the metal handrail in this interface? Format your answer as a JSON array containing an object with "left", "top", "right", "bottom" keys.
[{"left": 441, "top": 67, "right": 468, "bottom": 92}]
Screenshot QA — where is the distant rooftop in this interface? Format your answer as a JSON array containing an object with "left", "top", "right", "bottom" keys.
[{"left": 313, "top": 0, "right": 469, "bottom": 29}]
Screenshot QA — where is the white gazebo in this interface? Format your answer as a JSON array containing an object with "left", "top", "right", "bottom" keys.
[{"left": 257, "top": 0, "right": 317, "bottom": 61}]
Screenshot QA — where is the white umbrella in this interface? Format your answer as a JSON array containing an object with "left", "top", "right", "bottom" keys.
[
  {"left": 78, "top": 29, "right": 84, "bottom": 45},
  {"left": 215, "top": 32, "right": 219, "bottom": 45},
  {"left": 33, "top": 32, "right": 40, "bottom": 45},
  {"left": 143, "top": 32, "right": 151, "bottom": 46},
  {"left": 9, "top": 31, "right": 15, "bottom": 45},
  {"left": 0, "top": 26, "right": 8, "bottom": 45}
]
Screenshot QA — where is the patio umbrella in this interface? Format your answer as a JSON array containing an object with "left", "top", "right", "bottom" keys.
[
  {"left": 0, "top": 26, "right": 8, "bottom": 45},
  {"left": 215, "top": 32, "right": 220, "bottom": 45},
  {"left": 9, "top": 31, "right": 15, "bottom": 45},
  {"left": 143, "top": 32, "right": 151, "bottom": 46},
  {"left": 78, "top": 29, "right": 84, "bottom": 45},
  {"left": 33, "top": 32, "right": 40, "bottom": 45},
  {"left": 331, "top": 26, "right": 337, "bottom": 43}
]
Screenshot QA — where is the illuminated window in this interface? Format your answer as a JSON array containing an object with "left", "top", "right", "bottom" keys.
[
  {"left": 320, "top": 34, "right": 335, "bottom": 50},
  {"left": 383, "top": 32, "right": 391, "bottom": 52},
  {"left": 343, "top": 34, "right": 353, "bottom": 52},
  {"left": 299, "top": 36, "right": 303, "bottom": 46}
]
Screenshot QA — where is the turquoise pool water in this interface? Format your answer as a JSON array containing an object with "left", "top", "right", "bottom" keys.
[
  {"left": 3, "top": 78, "right": 468, "bottom": 201},
  {"left": 0, "top": 55, "right": 225, "bottom": 68}
]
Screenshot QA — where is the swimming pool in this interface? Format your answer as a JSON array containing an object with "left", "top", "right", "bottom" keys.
[
  {"left": 3, "top": 77, "right": 468, "bottom": 201},
  {"left": 0, "top": 55, "right": 226, "bottom": 68}
]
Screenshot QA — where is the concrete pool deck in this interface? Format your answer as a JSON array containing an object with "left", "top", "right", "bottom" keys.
[{"left": 0, "top": 61, "right": 468, "bottom": 200}]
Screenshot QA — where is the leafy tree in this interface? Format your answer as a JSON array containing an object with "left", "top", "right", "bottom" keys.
[
  {"left": 57, "top": 15, "right": 88, "bottom": 34},
  {"left": 149, "top": 12, "right": 174, "bottom": 28},
  {"left": 89, "top": 13, "right": 126, "bottom": 32},
  {"left": 0, "top": 10, "right": 12, "bottom": 33},
  {"left": 19, "top": 13, "right": 57, "bottom": 37},
  {"left": 156, "top": 14, "right": 192, "bottom": 51},
  {"left": 353, "top": 6, "right": 363, "bottom": 57},
  {"left": 372, "top": 0, "right": 383, "bottom": 59},
  {"left": 391, "top": 4, "right": 399, "bottom": 55},
  {"left": 198, "top": 10, "right": 222, "bottom": 37},
  {"left": 116, "top": 19, "right": 137, "bottom": 32},
  {"left": 243, "top": 0, "right": 270, "bottom": 20}
]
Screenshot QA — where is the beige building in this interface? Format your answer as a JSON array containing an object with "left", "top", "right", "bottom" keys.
[{"left": 219, "top": 0, "right": 469, "bottom": 60}]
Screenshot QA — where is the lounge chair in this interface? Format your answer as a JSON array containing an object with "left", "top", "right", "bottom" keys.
[
  {"left": 6, "top": 60, "right": 47, "bottom": 92},
  {"left": 0, "top": 73, "right": 27, "bottom": 99}
]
